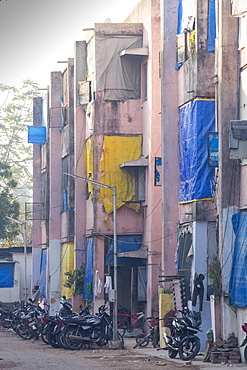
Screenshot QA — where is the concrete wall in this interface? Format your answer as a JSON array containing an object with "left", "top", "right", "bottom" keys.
[
  {"left": 0, "top": 251, "right": 32, "bottom": 303},
  {"left": 48, "top": 71, "right": 63, "bottom": 314},
  {"left": 125, "top": 0, "right": 162, "bottom": 316}
]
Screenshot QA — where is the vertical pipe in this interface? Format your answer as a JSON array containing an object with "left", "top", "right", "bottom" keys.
[
  {"left": 23, "top": 222, "right": 27, "bottom": 302},
  {"left": 113, "top": 186, "right": 118, "bottom": 341}
]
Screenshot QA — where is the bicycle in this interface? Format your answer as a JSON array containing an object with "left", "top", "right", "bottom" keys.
[
  {"left": 133, "top": 316, "right": 160, "bottom": 348},
  {"left": 117, "top": 311, "right": 146, "bottom": 335}
]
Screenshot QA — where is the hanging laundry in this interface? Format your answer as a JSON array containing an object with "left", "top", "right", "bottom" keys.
[
  {"left": 94, "top": 270, "right": 103, "bottom": 296},
  {"left": 104, "top": 275, "right": 112, "bottom": 294}
]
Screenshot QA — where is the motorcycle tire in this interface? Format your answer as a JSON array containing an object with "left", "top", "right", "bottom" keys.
[
  {"left": 178, "top": 336, "right": 200, "bottom": 361},
  {"left": 64, "top": 327, "right": 84, "bottom": 350},
  {"left": 152, "top": 325, "right": 159, "bottom": 348},
  {"left": 46, "top": 326, "right": 61, "bottom": 348},
  {"left": 11, "top": 318, "right": 19, "bottom": 332},
  {"left": 16, "top": 322, "right": 34, "bottom": 340},
  {"left": 57, "top": 331, "right": 69, "bottom": 349},
  {"left": 0, "top": 314, "right": 12, "bottom": 329},
  {"left": 168, "top": 348, "right": 178, "bottom": 358},
  {"left": 133, "top": 333, "right": 149, "bottom": 348},
  {"left": 41, "top": 330, "right": 49, "bottom": 345},
  {"left": 244, "top": 346, "right": 247, "bottom": 363}
]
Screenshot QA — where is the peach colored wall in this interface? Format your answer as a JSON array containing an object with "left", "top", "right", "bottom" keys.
[
  {"left": 125, "top": 0, "right": 163, "bottom": 315},
  {"left": 49, "top": 72, "right": 62, "bottom": 240}
]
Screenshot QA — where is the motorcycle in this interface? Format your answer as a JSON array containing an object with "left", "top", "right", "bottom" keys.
[
  {"left": 239, "top": 323, "right": 247, "bottom": 362},
  {"left": 41, "top": 297, "right": 83, "bottom": 348},
  {"left": 162, "top": 307, "right": 202, "bottom": 361},
  {"left": 61, "top": 305, "right": 119, "bottom": 350}
]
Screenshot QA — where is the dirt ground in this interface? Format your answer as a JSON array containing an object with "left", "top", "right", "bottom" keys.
[{"left": 0, "top": 327, "right": 201, "bottom": 370}]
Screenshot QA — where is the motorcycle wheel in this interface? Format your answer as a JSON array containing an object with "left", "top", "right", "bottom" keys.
[
  {"left": 16, "top": 322, "right": 34, "bottom": 340},
  {"left": 134, "top": 333, "right": 149, "bottom": 348},
  {"left": 57, "top": 331, "right": 69, "bottom": 349},
  {"left": 244, "top": 346, "right": 247, "bottom": 363},
  {"left": 46, "top": 326, "right": 61, "bottom": 348},
  {"left": 64, "top": 327, "right": 84, "bottom": 350},
  {"left": 152, "top": 325, "right": 159, "bottom": 348},
  {"left": 168, "top": 348, "right": 178, "bottom": 358},
  {"left": 178, "top": 336, "right": 200, "bottom": 361},
  {"left": 41, "top": 330, "right": 49, "bottom": 345},
  {"left": 11, "top": 318, "right": 19, "bottom": 332},
  {"left": 0, "top": 314, "right": 12, "bottom": 329}
]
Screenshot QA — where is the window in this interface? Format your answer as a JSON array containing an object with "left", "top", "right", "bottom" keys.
[
  {"left": 134, "top": 167, "right": 146, "bottom": 202},
  {"left": 41, "top": 172, "right": 47, "bottom": 220},
  {"left": 142, "top": 62, "right": 148, "bottom": 102},
  {"left": 119, "top": 157, "right": 148, "bottom": 203},
  {"left": 61, "top": 69, "right": 68, "bottom": 127}
]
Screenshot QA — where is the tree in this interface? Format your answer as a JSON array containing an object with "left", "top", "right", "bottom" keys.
[
  {"left": 0, "top": 162, "right": 20, "bottom": 242},
  {"left": 0, "top": 80, "right": 39, "bottom": 245},
  {"left": 0, "top": 79, "right": 39, "bottom": 197}
]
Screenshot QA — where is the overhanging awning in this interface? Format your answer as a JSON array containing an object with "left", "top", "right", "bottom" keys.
[
  {"left": 120, "top": 157, "right": 148, "bottom": 168},
  {"left": 118, "top": 245, "right": 147, "bottom": 259},
  {"left": 120, "top": 47, "right": 149, "bottom": 57}
]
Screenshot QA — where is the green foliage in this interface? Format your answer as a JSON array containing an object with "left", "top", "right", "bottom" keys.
[
  {"left": 64, "top": 265, "right": 85, "bottom": 295},
  {"left": 0, "top": 79, "right": 39, "bottom": 196},
  {"left": 0, "top": 162, "right": 20, "bottom": 241},
  {"left": 0, "top": 79, "right": 39, "bottom": 246},
  {"left": 208, "top": 257, "right": 222, "bottom": 296}
]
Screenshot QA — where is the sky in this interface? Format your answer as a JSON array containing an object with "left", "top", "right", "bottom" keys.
[{"left": 0, "top": 0, "right": 140, "bottom": 88}]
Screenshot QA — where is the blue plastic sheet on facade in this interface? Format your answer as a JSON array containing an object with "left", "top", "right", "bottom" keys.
[
  {"left": 155, "top": 157, "right": 162, "bottom": 186},
  {"left": 228, "top": 212, "right": 247, "bottom": 307},
  {"left": 208, "top": 0, "right": 216, "bottom": 52},
  {"left": 84, "top": 238, "right": 94, "bottom": 301},
  {"left": 207, "top": 131, "right": 218, "bottom": 167},
  {"left": 39, "top": 249, "right": 47, "bottom": 299},
  {"left": 179, "top": 99, "right": 215, "bottom": 202},
  {"left": 0, "top": 263, "right": 14, "bottom": 287},
  {"left": 63, "top": 190, "right": 68, "bottom": 211},
  {"left": 28, "top": 126, "right": 47, "bottom": 145},
  {"left": 177, "top": 0, "right": 195, "bottom": 35},
  {"left": 105, "top": 236, "right": 142, "bottom": 265}
]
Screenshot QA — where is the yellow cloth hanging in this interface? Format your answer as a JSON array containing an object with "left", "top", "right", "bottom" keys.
[{"left": 98, "top": 135, "right": 142, "bottom": 214}]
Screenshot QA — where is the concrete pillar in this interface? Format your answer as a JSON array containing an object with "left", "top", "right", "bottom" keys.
[
  {"left": 217, "top": 0, "right": 240, "bottom": 339},
  {"left": 74, "top": 41, "right": 87, "bottom": 270},
  {"left": 160, "top": 0, "right": 179, "bottom": 276}
]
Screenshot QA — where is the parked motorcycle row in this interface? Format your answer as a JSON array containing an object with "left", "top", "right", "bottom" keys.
[{"left": 0, "top": 298, "right": 122, "bottom": 351}]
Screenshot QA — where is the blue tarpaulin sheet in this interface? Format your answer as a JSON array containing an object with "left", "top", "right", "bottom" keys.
[
  {"left": 39, "top": 249, "right": 47, "bottom": 299},
  {"left": 179, "top": 99, "right": 215, "bottom": 202},
  {"left": 28, "top": 126, "right": 46, "bottom": 145},
  {"left": 177, "top": 0, "right": 195, "bottom": 35},
  {"left": 0, "top": 263, "right": 14, "bottom": 287},
  {"left": 105, "top": 235, "right": 142, "bottom": 265},
  {"left": 228, "top": 212, "right": 247, "bottom": 307},
  {"left": 84, "top": 238, "right": 94, "bottom": 301},
  {"left": 208, "top": 0, "right": 216, "bottom": 52},
  {"left": 207, "top": 131, "right": 218, "bottom": 167}
]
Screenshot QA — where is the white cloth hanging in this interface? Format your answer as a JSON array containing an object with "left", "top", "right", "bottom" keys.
[
  {"left": 104, "top": 276, "right": 112, "bottom": 294},
  {"left": 94, "top": 270, "right": 103, "bottom": 296}
]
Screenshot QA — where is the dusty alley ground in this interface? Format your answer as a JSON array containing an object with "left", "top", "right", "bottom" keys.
[
  {"left": 0, "top": 327, "right": 201, "bottom": 370},
  {"left": 1, "top": 328, "right": 247, "bottom": 369}
]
